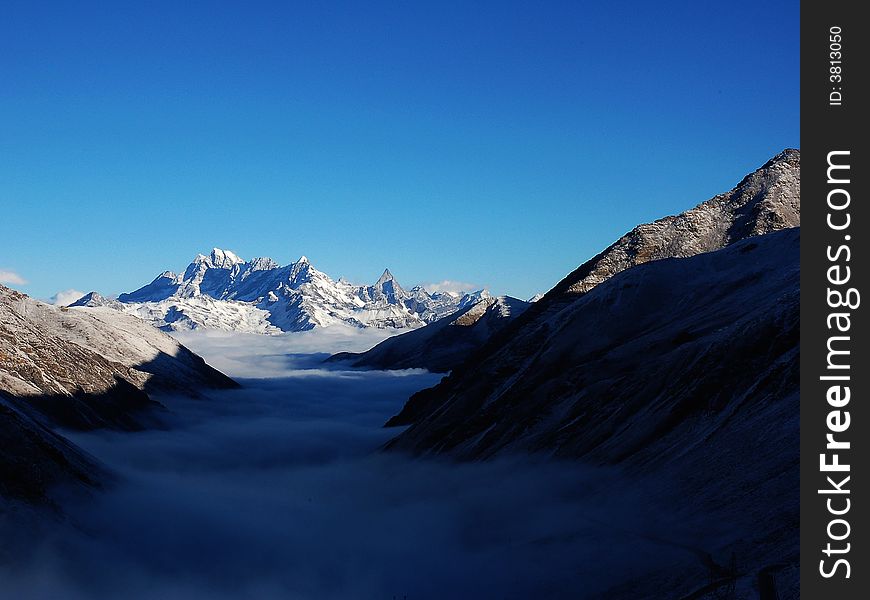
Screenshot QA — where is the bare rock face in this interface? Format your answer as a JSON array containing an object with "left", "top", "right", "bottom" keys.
[
  {"left": 327, "top": 296, "right": 529, "bottom": 377},
  {"left": 0, "top": 285, "right": 237, "bottom": 431}
]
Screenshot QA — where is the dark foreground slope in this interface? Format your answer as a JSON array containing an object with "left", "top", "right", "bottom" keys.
[
  {"left": 387, "top": 149, "right": 799, "bottom": 430},
  {"left": 0, "top": 393, "right": 104, "bottom": 504},
  {"left": 1, "top": 284, "right": 237, "bottom": 503},
  {"left": 386, "top": 228, "right": 798, "bottom": 460},
  {"left": 328, "top": 296, "right": 529, "bottom": 373},
  {"left": 387, "top": 228, "right": 799, "bottom": 597}
]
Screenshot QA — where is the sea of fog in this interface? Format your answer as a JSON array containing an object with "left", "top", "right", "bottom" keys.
[{"left": 1, "top": 329, "right": 717, "bottom": 599}]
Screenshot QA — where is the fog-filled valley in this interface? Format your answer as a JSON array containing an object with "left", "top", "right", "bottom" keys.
[{"left": 0, "top": 330, "right": 761, "bottom": 600}]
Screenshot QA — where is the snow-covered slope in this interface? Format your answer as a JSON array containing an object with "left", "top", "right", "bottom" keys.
[
  {"left": 0, "top": 284, "right": 237, "bottom": 431},
  {"left": 74, "top": 254, "right": 489, "bottom": 334},
  {"left": 328, "top": 296, "right": 530, "bottom": 375}
]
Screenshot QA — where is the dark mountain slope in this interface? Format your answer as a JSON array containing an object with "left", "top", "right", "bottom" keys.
[
  {"left": 387, "top": 149, "right": 800, "bottom": 433},
  {"left": 516, "top": 148, "right": 798, "bottom": 329},
  {"left": 386, "top": 229, "right": 798, "bottom": 461},
  {"left": 1, "top": 284, "right": 239, "bottom": 504},
  {"left": 1, "top": 393, "right": 104, "bottom": 504},
  {"left": 328, "top": 296, "right": 529, "bottom": 374},
  {"left": 386, "top": 229, "right": 799, "bottom": 597}
]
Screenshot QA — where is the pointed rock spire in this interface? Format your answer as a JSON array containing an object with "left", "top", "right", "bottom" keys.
[{"left": 376, "top": 268, "right": 395, "bottom": 286}]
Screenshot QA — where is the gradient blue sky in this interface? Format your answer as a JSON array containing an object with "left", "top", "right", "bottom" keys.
[{"left": 1, "top": 1, "right": 798, "bottom": 301}]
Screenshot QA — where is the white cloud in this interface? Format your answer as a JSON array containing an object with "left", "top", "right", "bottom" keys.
[
  {"left": 50, "top": 288, "right": 86, "bottom": 306},
  {"left": 420, "top": 280, "right": 481, "bottom": 294},
  {"left": 0, "top": 270, "right": 27, "bottom": 285}
]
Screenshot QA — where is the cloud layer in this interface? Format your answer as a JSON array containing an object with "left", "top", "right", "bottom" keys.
[
  {"left": 0, "top": 333, "right": 732, "bottom": 599},
  {"left": 49, "top": 288, "right": 86, "bottom": 306},
  {"left": 0, "top": 269, "right": 27, "bottom": 285},
  {"left": 419, "top": 279, "right": 482, "bottom": 294}
]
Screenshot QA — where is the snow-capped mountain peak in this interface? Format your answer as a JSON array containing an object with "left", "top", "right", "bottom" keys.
[
  {"left": 192, "top": 248, "right": 245, "bottom": 270},
  {"left": 375, "top": 268, "right": 395, "bottom": 286},
  {"left": 367, "top": 268, "right": 406, "bottom": 304},
  {"left": 75, "top": 250, "right": 488, "bottom": 334},
  {"left": 286, "top": 258, "right": 314, "bottom": 282},
  {"left": 212, "top": 247, "right": 243, "bottom": 266}
]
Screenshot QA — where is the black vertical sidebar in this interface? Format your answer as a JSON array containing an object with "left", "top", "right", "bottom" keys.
[{"left": 801, "top": 0, "right": 868, "bottom": 598}]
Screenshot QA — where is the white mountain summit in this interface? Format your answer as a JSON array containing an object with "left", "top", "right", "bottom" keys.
[{"left": 71, "top": 249, "right": 489, "bottom": 334}]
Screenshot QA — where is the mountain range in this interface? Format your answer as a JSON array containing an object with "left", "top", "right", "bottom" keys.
[{"left": 72, "top": 252, "right": 489, "bottom": 334}]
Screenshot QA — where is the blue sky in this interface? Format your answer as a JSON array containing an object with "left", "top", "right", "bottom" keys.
[{"left": 1, "top": 1, "right": 798, "bottom": 301}]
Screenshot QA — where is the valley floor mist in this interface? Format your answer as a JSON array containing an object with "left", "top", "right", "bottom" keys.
[{"left": 0, "top": 333, "right": 787, "bottom": 600}]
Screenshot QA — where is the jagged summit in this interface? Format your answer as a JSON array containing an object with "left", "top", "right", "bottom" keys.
[
  {"left": 73, "top": 291, "right": 104, "bottom": 305},
  {"left": 248, "top": 257, "right": 280, "bottom": 272},
  {"left": 375, "top": 268, "right": 395, "bottom": 285},
  {"left": 367, "top": 268, "right": 406, "bottom": 305},
  {"left": 193, "top": 248, "right": 245, "bottom": 270},
  {"left": 69, "top": 291, "right": 122, "bottom": 309},
  {"left": 765, "top": 147, "right": 799, "bottom": 166},
  {"left": 75, "top": 252, "right": 488, "bottom": 334}
]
